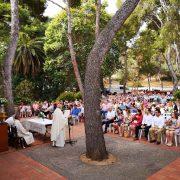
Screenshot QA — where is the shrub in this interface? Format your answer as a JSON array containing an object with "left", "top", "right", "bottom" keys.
[
  {"left": 133, "top": 81, "right": 142, "bottom": 87},
  {"left": 14, "top": 80, "right": 35, "bottom": 104},
  {"left": 57, "top": 91, "right": 75, "bottom": 101},
  {"left": 173, "top": 90, "right": 180, "bottom": 101},
  {"left": 0, "top": 98, "right": 7, "bottom": 105},
  {"left": 74, "top": 92, "right": 82, "bottom": 100}
]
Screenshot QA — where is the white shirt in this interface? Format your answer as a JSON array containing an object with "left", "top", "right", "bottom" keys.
[
  {"left": 42, "top": 103, "right": 48, "bottom": 109},
  {"left": 101, "top": 103, "right": 108, "bottom": 111},
  {"left": 142, "top": 114, "right": 154, "bottom": 126},
  {"left": 152, "top": 115, "right": 165, "bottom": 128},
  {"left": 106, "top": 110, "right": 116, "bottom": 120},
  {"left": 80, "top": 107, "right": 84, "bottom": 114},
  {"left": 160, "top": 108, "right": 165, "bottom": 115},
  {"left": 5, "top": 116, "right": 14, "bottom": 126}
]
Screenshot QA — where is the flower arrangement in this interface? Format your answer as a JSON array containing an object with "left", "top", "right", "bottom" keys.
[
  {"left": 0, "top": 98, "right": 7, "bottom": 106},
  {"left": 38, "top": 111, "right": 46, "bottom": 119}
]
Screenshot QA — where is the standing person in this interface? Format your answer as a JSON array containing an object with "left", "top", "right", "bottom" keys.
[
  {"left": 51, "top": 103, "right": 67, "bottom": 147},
  {"left": 149, "top": 108, "right": 165, "bottom": 144}
]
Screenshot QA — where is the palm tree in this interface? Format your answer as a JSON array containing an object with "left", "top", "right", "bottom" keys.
[{"left": 14, "top": 32, "right": 44, "bottom": 76}]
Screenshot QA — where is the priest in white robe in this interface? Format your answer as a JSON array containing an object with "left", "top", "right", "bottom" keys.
[{"left": 51, "top": 103, "right": 67, "bottom": 147}]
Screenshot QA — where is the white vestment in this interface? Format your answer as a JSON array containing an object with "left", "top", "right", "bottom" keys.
[
  {"left": 14, "top": 120, "right": 35, "bottom": 145},
  {"left": 51, "top": 108, "right": 67, "bottom": 147}
]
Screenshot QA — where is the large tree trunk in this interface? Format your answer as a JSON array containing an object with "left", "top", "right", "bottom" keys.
[
  {"left": 96, "top": 0, "right": 104, "bottom": 93},
  {"left": 147, "top": 74, "right": 151, "bottom": 91},
  {"left": 172, "top": 42, "right": 180, "bottom": 73},
  {"left": 157, "top": 73, "right": 163, "bottom": 91},
  {"left": 95, "top": 0, "right": 101, "bottom": 40},
  {"left": 123, "top": 53, "right": 128, "bottom": 94},
  {"left": 67, "top": 0, "right": 84, "bottom": 96},
  {"left": 164, "top": 46, "right": 179, "bottom": 91},
  {"left": 84, "top": 0, "right": 140, "bottom": 161},
  {"left": 100, "top": 72, "right": 104, "bottom": 92},
  {"left": 1, "top": 0, "right": 19, "bottom": 116},
  {"left": 157, "top": 56, "right": 163, "bottom": 91}
]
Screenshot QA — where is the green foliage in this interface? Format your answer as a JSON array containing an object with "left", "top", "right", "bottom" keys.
[
  {"left": 0, "top": 0, "right": 47, "bottom": 21},
  {"left": 57, "top": 91, "right": 82, "bottom": 101},
  {"left": 133, "top": 81, "right": 143, "bottom": 87},
  {"left": 173, "top": 90, "right": 180, "bottom": 100},
  {"left": 0, "top": 3, "right": 31, "bottom": 63},
  {"left": 57, "top": 91, "right": 76, "bottom": 101},
  {"left": 116, "top": 0, "right": 123, "bottom": 8},
  {"left": 74, "top": 92, "right": 82, "bottom": 100},
  {"left": 44, "top": 2, "right": 120, "bottom": 94},
  {"left": 0, "top": 98, "right": 8, "bottom": 105},
  {"left": 69, "top": 0, "right": 81, "bottom": 8},
  {"left": 14, "top": 32, "right": 45, "bottom": 76},
  {"left": 0, "top": 42, "right": 7, "bottom": 64},
  {"left": 14, "top": 80, "right": 35, "bottom": 104}
]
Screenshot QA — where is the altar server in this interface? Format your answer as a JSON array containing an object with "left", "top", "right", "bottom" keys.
[{"left": 6, "top": 114, "right": 35, "bottom": 145}]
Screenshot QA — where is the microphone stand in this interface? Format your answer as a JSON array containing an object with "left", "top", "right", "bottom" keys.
[{"left": 65, "top": 118, "right": 77, "bottom": 146}]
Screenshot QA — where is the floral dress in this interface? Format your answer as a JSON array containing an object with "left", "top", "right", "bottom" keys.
[
  {"left": 175, "top": 118, "right": 180, "bottom": 135},
  {"left": 166, "top": 118, "right": 179, "bottom": 134}
]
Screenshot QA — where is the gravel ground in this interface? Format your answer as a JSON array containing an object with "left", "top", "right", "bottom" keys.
[{"left": 23, "top": 136, "right": 180, "bottom": 180}]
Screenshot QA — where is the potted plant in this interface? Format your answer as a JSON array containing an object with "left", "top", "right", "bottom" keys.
[
  {"left": 0, "top": 98, "right": 7, "bottom": 113},
  {"left": 38, "top": 111, "right": 46, "bottom": 121}
]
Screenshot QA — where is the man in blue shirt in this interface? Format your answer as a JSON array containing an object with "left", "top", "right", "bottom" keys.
[{"left": 71, "top": 104, "right": 81, "bottom": 124}]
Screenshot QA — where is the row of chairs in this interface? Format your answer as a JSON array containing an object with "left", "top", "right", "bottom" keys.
[
  {"left": 139, "top": 128, "right": 180, "bottom": 146},
  {"left": 107, "top": 124, "right": 180, "bottom": 147}
]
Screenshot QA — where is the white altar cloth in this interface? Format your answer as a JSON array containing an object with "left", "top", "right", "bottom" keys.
[{"left": 22, "top": 118, "right": 52, "bottom": 135}]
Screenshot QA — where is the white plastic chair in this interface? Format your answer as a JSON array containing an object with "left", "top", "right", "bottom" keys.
[
  {"left": 175, "top": 134, "right": 180, "bottom": 147},
  {"left": 138, "top": 129, "right": 145, "bottom": 139},
  {"left": 138, "top": 129, "right": 150, "bottom": 141}
]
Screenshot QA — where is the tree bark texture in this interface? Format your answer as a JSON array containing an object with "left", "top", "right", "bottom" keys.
[
  {"left": 96, "top": 0, "right": 104, "bottom": 92},
  {"left": 1, "top": 0, "right": 19, "bottom": 116},
  {"left": 165, "top": 46, "right": 179, "bottom": 90},
  {"left": 123, "top": 53, "right": 128, "bottom": 94},
  {"left": 147, "top": 74, "right": 151, "bottom": 91},
  {"left": 84, "top": 0, "right": 140, "bottom": 161},
  {"left": 157, "top": 56, "right": 163, "bottom": 91},
  {"left": 67, "top": 0, "right": 84, "bottom": 96},
  {"left": 95, "top": 0, "right": 101, "bottom": 40},
  {"left": 173, "top": 42, "right": 180, "bottom": 73},
  {"left": 100, "top": 72, "right": 104, "bottom": 92}
]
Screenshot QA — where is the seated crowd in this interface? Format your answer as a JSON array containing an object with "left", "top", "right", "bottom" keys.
[
  {"left": 6, "top": 91, "right": 180, "bottom": 148},
  {"left": 101, "top": 91, "right": 180, "bottom": 147},
  {"left": 5, "top": 100, "right": 85, "bottom": 148},
  {"left": 18, "top": 100, "right": 84, "bottom": 123}
]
